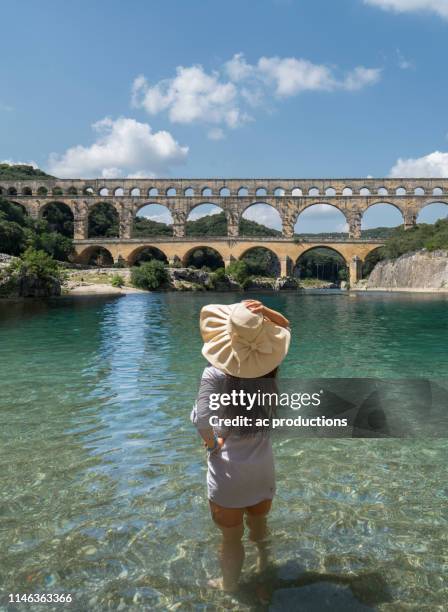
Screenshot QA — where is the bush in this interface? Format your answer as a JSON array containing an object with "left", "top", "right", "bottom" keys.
[
  {"left": 13, "top": 247, "right": 61, "bottom": 280},
  {"left": 131, "top": 260, "right": 168, "bottom": 290},
  {"left": 226, "top": 260, "right": 249, "bottom": 284},
  {"left": 111, "top": 274, "right": 125, "bottom": 288}
]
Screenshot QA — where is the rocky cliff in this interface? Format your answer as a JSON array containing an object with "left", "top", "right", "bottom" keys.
[{"left": 365, "top": 250, "right": 448, "bottom": 290}]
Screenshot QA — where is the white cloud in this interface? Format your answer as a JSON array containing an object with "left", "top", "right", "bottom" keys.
[
  {"left": 364, "top": 0, "right": 448, "bottom": 19},
  {"left": 133, "top": 53, "right": 381, "bottom": 136},
  {"left": 389, "top": 151, "right": 448, "bottom": 177},
  {"left": 243, "top": 204, "right": 282, "bottom": 230},
  {"left": 207, "top": 127, "right": 225, "bottom": 141},
  {"left": 188, "top": 205, "right": 222, "bottom": 220},
  {"left": 47, "top": 116, "right": 188, "bottom": 178}
]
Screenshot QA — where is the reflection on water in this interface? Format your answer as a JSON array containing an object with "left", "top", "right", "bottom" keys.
[{"left": 0, "top": 292, "right": 447, "bottom": 610}]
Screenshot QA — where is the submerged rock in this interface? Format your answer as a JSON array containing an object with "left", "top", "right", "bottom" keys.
[
  {"left": 366, "top": 249, "right": 448, "bottom": 290},
  {"left": 18, "top": 273, "right": 61, "bottom": 297},
  {"left": 274, "top": 276, "right": 301, "bottom": 290}
]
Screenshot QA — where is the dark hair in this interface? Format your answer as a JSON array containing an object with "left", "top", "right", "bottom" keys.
[{"left": 219, "top": 367, "right": 279, "bottom": 436}]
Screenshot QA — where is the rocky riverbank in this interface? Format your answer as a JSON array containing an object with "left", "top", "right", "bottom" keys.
[{"left": 355, "top": 249, "right": 448, "bottom": 292}]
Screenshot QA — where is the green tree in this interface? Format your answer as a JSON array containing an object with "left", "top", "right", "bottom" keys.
[
  {"left": 226, "top": 260, "right": 249, "bottom": 284},
  {"left": 131, "top": 260, "right": 168, "bottom": 290},
  {"left": 88, "top": 203, "right": 119, "bottom": 237}
]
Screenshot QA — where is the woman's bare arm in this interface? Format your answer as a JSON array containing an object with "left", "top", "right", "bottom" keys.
[{"left": 242, "top": 300, "right": 290, "bottom": 329}]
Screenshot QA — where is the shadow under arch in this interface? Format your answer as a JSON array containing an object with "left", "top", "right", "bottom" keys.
[
  {"left": 78, "top": 245, "right": 114, "bottom": 267},
  {"left": 133, "top": 202, "right": 174, "bottom": 237},
  {"left": 294, "top": 202, "right": 348, "bottom": 235},
  {"left": 128, "top": 245, "right": 168, "bottom": 267},
  {"left": 239, "top": 246, "right": 280, "bottom": 277},
  {"left": 294, "top": 246, "right": 348, "bottom": 284},
  {"left": 40, "top": 200, "right": 74, "bottom": 238},
  {"left": 183, "top": 245, "right": 224, "bottom": 270},
  {"left": 362, "top": 245, "right": 384, "bottom": 278},
  {"left": 239, "top": 202, "right": 282, "bottom": 236},
  {"left": 186, "top": 202, "right": 227, "bottom": 237},
  {"left": 88, "top": 201, "right": 119, "bottom": 238}
]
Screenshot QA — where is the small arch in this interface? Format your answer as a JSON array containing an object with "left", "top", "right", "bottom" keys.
[
  {"left": 83, "top": 186, "right": 94, "bottom": 195},
  {"left": 186, "top": 203, "right": 226, "bottom": 236},
  {"left": 131, "top": 187, "right": 140, "bottom": 197},
  {"left": 81, "top": 246, "right": 114, "bottom": 267},
  {"left": 37, "top": 186, "right": 48, "bottom": 196},
  {"left": 219, "top": 187, "right": 230, "bottom": 197},
  {"left": 88, "top": 201, "right": 119, "bottom": 238},
  {"left": 238, "top": 187, "right": 249, "bottom": 197},
  {"left": 129, "top": 246, "right": 168, "bottom": 267},
  {"left": 114, "top": 187, "right": 124, "bottom": 196},
  {"left": 256, "top": 187, "right": 267, "bottom": 197},
  {"left": 166, "top": 187, "right": 176, "bottom": 196},
  {"left": 325, "top": 187, "right": 336, "bottom": 196},
  {"left": 240, "top": 203, "right": 282, "bottom": 236},
  {"left": 99, "top": 187, "right": 109, "bottom": 197},
  {"left": 342, "top": 187, "right": 352, "bottom": 196},
  {"left": 433, "top": 187, "right": 443, "bottom": 196},
  {"left": 294, "top": 246, "right": 348, "bottom": 285},
  {"left": 148, "top": 187, "right": 159, "bottom": 197},
  {"left": 377, "top": 187, "right": 388, "bottom": 196},
  {"left": 52, "top": 186, "right": 64, "bottom": 196},
  {"left": 41, "top": 201, "right": 74, "bottom": 238},
  {"left": 22, "top": 186, "right": 33, "bottom": 196},
  {"left": 396, "top": 187, "right": 406, "bottom": 196},
  {"left": 239, "top": 247, "right": 280, "bottom": 277},
  {"left": 417, "top": 202, "right": 448, "bottom": 224},
  {"left": 308, "top": 187, "right": 319, "bottom": 196},
  {"left": 274, "top": 187, "right": 285, "bottom": 197},
  {"left": 361, "top": 202, "right": 404, "bottom": 230},
  {"left": 202, "top": 187, "right": 213, "bottom": 197},
  {"left": 294, "top": 203, "right": 348, "bottom": 235},
  {"left": 414, "top": 187, "right": 425, "bottom": 196},
  {"left": 184, "top": 187, "right": 194, "bottom": 196},
  {"left": 360, "top": 187, "right": 371, "bottom": 196},
  {"left": 134, "top": 203, "right": 173, "bottom": 237},
  {"left": 67, "top": 186, "right": 78, "bottom": 196},
  {"left": 292, "top": 187, "right": 302, "bottom": 197},
  {"left": 183, "top": 246, "right": 224, "bottom": 271},
  {"left": 7, "top": 187, "right": 17, "bottom": 196}
]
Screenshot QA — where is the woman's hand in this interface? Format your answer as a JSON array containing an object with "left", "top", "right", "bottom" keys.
[{"left": 242, "top": 299, "right": 264, "bottom": 315}]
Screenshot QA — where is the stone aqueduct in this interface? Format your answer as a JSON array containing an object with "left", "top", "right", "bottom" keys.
[{"left": 3, "top": 177, "right": 448, "bottom": 285}]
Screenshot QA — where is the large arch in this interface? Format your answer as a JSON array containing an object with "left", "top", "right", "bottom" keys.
[
  {"left": 78, "top": 246, "right": 114, "bottom": 267},
  {"left": 128, "top": 245, "right": 168, "bottom": 267},
  {"left": 239, "top": 246, "right": 280, "bottom": 277},
  {"left": 183, "top": 246, "right": 225, "bottom": 270},
  {"left": 88, "top": 201, "right": 119, "bottom": 238},
  {"left": 40, "top": 201, "right": 74, "bottom": 237},
  {"left": 361, "top": 202, "right": 404, "bottom": 232},
  {"left": 239, "top": 202, "right": 282, "bottom": 236},
  {"left": 417, "top": 201, "right": 448, "bottom": 224},
  {"left": 294, "top": 203, "right": 348, "bottom": 235},
  {"left": 134, "top": 203, "right": 173, "bottom": 237},
  {"left": 186, "top": 203, "right": 227, "bottom": 236},
  {"left": 362, "top": 246, "right": 384, "bottom": 279},
  {"left": 294, "top": 246, "right": 348, "bottom": 284}
]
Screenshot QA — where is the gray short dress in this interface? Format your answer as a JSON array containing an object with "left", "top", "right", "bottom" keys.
[{"left": 191, "top": 365, "right": 276, "bottom": 508}]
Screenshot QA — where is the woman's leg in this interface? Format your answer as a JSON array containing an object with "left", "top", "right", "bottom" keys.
[
  {"left": 209, "top": 501, "right": 245, "bottom": 591},
  {"left": 246, "top": 499, "right": 272, "bottom": 571}
]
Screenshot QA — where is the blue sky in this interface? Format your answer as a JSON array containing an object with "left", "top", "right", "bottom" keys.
[{"left": 1, "top": 0, "right": 448, "bottom": 230}]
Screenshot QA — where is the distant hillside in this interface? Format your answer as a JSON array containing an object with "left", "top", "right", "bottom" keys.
[{"left": 0, "top": 164, "right": 54, "bottom": 180}]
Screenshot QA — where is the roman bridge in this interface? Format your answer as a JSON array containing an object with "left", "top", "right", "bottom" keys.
[{"left": 3, "top": 177, "right": 448, "bottom": 284}]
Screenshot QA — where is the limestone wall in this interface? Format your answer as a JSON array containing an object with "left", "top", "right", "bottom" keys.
[{"left": 366, "top": 250, "right": 448, "bottom": 290}]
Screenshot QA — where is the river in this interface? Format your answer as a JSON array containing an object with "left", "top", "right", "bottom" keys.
[{"left": 0, "top": 292, "right": 447, "bottom": 610}]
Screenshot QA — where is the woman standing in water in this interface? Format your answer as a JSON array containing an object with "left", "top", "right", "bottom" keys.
[{"left": 191, "top": 299, "right": 290, "bottom": 592}]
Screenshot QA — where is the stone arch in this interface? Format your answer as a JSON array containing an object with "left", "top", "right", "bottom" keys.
[
  {"left": 308, "top": 187, "right": 319, "bottom": 196},
  {"left": 414, "top": 187, "right": 425, "bottom": 196},
  {"left": 416, "top": 201, "right": 448, "bottom": 224},
  {"left": 78, "top": 245, "right": 114, "bottom": 267},
  {"left": 166, "top": 187, "right": 176, "bottom": 196},
  {"left": 83, "top": 186, "right": 95, "bottom": 195},
  {"left": 131, "top": 187, "right": 140, "bottom": 197},
  {"left": 361, "top": 202, "right": 404, "bottom": 230},
  {"left": 37, "top": 186, "right": 48, "bottom": 196},
  {"left": 88, "top": 201, "right": 119, "bottom": 238},
  {"left": 184, "top": 187, "right": 194, "bottom": 196},
  {"left": 22, "top": 186, "right": 33, "bottom": 196},
  {"left": 7, "top": 186, "right": 17, "bottom": 196},
  {"left": 239, "top": 246, "right": 281, "bottom": 277},
  {"left": 52, "top": 186, "right": 64, "bottom": 196},
  {"left": 362, "top": 246, "right": 384, "bottom": 278},
  {"left": 134, "top": 203, "right": 173, "bottom": 237},
  {"left": 377, "top": 187, "right": 388, "bottom": 196},
  {"left": 40, "top": 201, "right": 74, "bottom": 237},
  {"left": 239, "top": 202, "right": 282, "bottom": 235},
  {"left": 148, "top": 187, "right": 159, "bottom": 196},
  {"left": 114, "top": 187, "right": 124, "bottom": 196},
  {"left": 67, "top": 186, "right": 78, "bottom": 196},
  {"left": 325, "top": 187, "right": 336, "bottom": 196},
  {"left": 396, "top": 187, "right": 406, "bottom": 196},
  {"left": 342, "top": 187, "right": 352, "bottom": 196},
  {"left": 433, "top": 187, "right": 443, "bottom": 196},
  {"left": 99, "top": 187, "right": 109, "bottom": 196},
  {"left": 183, "top": 245, "right": 225, "bottom": 270},
  {"left": 294, "top": 246, "right": 348, "bottom": 284},
  {"left": 294, "top": 202, "right": 348, "bottom": 234},
  {"left": 256, "top": 187, "right": 267, "bottom": 197},
  {"left": 219, "top": 187, "right": 230, "bottom": 197},
  {"left": 360, "top": 187, "right": 371, "bottom": 196},
  {"left": 128, "top": 245, "right": 168, "bottom": 267},
  {"left": 186, "top": 203, "right": 227, "bottom": 236},
  {"left": 8, "top": 201, "right": 29, "bottom": 217},
  {"left": 291, "top": 187, "right": 302, "bottom": 197},
  {"left": 202, "top": 186, "right": 213, "bottom": 196},
  {"left": 274, "top": 187, "right": 285, "bottom": 196},
  {"left": 238, "top": 187, "right": 249, "bottom": 196}
]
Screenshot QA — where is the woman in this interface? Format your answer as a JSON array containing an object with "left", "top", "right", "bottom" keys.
[{"left": 191, "top": 299, "right": 291, "bottom": 592}]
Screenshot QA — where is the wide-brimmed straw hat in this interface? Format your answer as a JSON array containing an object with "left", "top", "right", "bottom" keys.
[{"left": 200, "top": 303, "right": 290, "bottom": 378}]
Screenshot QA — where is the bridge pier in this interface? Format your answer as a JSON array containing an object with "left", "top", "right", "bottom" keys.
[
  {"left": 280, "top": 256, "right": 293, "bottom": 277},
  {"left": 349, "top": 256, "right": 363, "bottom": 286}
]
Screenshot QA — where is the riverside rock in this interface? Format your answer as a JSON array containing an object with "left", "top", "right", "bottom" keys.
[{"left": 366, "top": 250, "right": 448, "bottom": 290}]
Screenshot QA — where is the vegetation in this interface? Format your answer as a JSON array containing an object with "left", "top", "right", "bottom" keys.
[
  {"left": 377, "top": 219, "right": 448, "bottom": 259},
  {"left": 226, "top": 260, "right": 249, "bottom": 284},
  {"left": 296, "top": 248, "right": 348, "bottom": 283},
  {"left": 88, "top": 202, "right": 119, "bottom": 238},
  {"left": 111, "top": 273, "right": 125, "bottom": 288},
  {"left": 0, "top": 164, "right": 53, "bottom": 180},
  {"left": 131, "top": 260, "right": 168, "bottom": 290},
  {"left": 184, "top": 247, "right": 223, "bottom": 271},
  {"left": 10, "top": 247, "right": 62, "bottom": 282},
  {"left": 133, "top": 216, "right": 172, "bottom": 237}
]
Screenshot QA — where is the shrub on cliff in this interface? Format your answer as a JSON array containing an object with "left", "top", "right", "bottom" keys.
[
  {"left": 6, "top": 248, "right": 63, "bottom": 297},
  {"left": 131, "top": 260, "right": 168, "bottom": 290},
  {"left": 226, "top": 260, "right": 249, "bottom": 284}
]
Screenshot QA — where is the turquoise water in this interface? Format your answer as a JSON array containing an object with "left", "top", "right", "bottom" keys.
[{"left": 0, "top": 292, "right": 447, "bottom": 611}]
